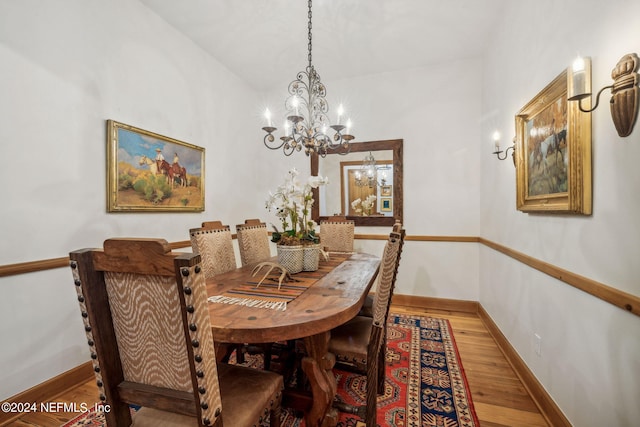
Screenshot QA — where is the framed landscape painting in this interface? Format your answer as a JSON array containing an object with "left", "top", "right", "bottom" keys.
[
  {"left": 107, "top": 120, "right": 205, "bottom": 212},
  {"left": 514, "top": 69, "right": 592, "bottom": 214}
]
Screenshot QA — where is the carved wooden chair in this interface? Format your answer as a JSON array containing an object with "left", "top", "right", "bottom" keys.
[
  {"left": 189, "top": 221, "right": 237, "bottom": 279},
  {"left": 235, "top": 219, "right": 272, "bottom": 266},
  {"left": 69, "top": 238, "right": 283, "bottom": 427},
  {"left": 319, "top": 216, "right": 355, "bottom": 253},
  {"left": 359, "top": 221, "right": 405, "bottom": 318},
  {"left": 328, "top": 226, "right": 404, "bottom": 427}
]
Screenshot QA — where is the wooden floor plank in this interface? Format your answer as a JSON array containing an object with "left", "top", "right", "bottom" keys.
[{"left": 5, "top": 303, "right": 549, "bottom": 427}]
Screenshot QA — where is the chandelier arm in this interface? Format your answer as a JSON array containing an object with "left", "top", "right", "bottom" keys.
[
  {"left": 263, "top": 133, "right": 285, "bottom": 150},
  {"left": 260, "top": 0, "right": 355, "bottom": 156},
  {"left": 337, "top": 142, "right": 352, "bottom": 155}
]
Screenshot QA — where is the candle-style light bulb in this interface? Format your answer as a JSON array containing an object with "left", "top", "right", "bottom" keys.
[
  {"left": 492, "top": 130, "right": 501, "bottom": 152},
  {"left": 346, "top": 118, "right": 352, "bottom": 134},
  {"left": 569, "top": 55, "right": 589, "bottom": 100},
  {"left": 291, "top": 97, "right": 300, "bottom": 116},
  {"left": 264, "top": 108, "right": 272, "bottom": 127},
  {"left": 337, "top": 104, "right": 344, "bottom": 125}
]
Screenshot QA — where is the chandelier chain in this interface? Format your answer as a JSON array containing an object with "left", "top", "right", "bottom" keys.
[{"left": 307, "top": 0, "right": 313, "bottom": 69}]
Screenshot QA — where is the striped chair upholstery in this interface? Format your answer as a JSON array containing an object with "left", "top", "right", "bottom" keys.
[
  {"left": 328, "top": 224, "right": 405, "bottom": 427},
  {"left": 359, "top": 220, "right": 405, "bottom": 318},
  {"left": 69, "top": 238, "right": 283, "bottom": 427},
  {"left": 319, "top": 216, "right": 355, "bottom": 253},
  {"left": 236, "top": 219, "right": 272, "bottom": 266},
  {"left": 189, "top": 221, "right": 237, "bottom": 278}
]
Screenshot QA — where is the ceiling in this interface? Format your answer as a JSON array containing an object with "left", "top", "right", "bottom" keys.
[{"left": 140, "top": 0, "right": 507, "bottom": 91}]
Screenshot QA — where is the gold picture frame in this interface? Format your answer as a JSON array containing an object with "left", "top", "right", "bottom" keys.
[
  {"left": 515, "top": 68, "right": 592, "bottom": 214},
  {"left": 380, "top": 198, "right": 392, "bottom": 212},
  {"left": 107, "top": 120, "right": 205, "bottom": 212}
]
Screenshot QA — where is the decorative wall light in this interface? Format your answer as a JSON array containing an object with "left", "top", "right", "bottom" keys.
[
  {"left": 568, "top": 53, "right": 639, "bottom": 137},
  {"left": 491, "top": 131, "right": 515, "bottom": 165},
  {"left": 354, "top": 152, "right": 389, "bottom": 188},
  {"left": 261, "top": 0, "right": 354, "bottom": 156}
]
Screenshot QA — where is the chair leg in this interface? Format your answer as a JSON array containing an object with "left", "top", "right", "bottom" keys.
[
  {"left": 270, "top": 401, "right": 282, "bottom": 427},
  {"left": 263, "top": 344, "right": 272, "bottom": 371},
  {"left": 236, "top": 344, "right": 246, "bottom": 364},
  {"left": 377, "top": 342, "right": 386, "bottom": 395},
  {"left": 366, "top": 367, "right": 378, "bottom": 427}
]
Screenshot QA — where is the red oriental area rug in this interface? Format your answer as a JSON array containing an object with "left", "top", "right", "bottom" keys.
[{"left": 62, "top": 314, "right": 478, "bottom": 427}]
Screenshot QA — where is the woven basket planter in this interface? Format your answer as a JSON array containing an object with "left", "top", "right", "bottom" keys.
[
  {"left": 303, "top": 244, "right": 321, "bottom": 271},
  {"left": 277, "top": 244, "right": 303, "bottom": 274}
]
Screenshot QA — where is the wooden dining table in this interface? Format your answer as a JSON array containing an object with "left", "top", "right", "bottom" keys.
[{"left": 206, "top": 252, "right": 380, "bottom": 427}]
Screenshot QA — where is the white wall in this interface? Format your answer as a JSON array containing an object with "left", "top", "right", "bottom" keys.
[
  {"left": 6, "top": 2, "right": 637, "bottom": 425},
  {"left": 296, "top": 60, "right": 484, "bottom": 300},
  {"left": 0, "top": 5, "right": 484, "bottom": 396},
  {"left": 0, "top": 0, "right": 289, "bottom": 399},
  {"left": 480, "top": 1, "right": 640, "bottom": 426}
]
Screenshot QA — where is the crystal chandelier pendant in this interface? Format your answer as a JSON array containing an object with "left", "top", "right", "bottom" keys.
[
  {"left": 354, "top": 152, "right": 388, "bottom": 188},
  {"left": 262, "top": 0, "right": 355, "bottom": 157}
]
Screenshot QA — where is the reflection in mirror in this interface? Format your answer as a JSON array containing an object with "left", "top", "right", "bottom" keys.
[{"left": 311, "top": 139, "right": 403, "bottom": 226}]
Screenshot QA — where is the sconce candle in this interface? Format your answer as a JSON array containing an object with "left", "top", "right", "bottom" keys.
[
  {"left": 492, "top": 132, "right": 515, "bottom": 164},
  {"left": 569, "top": 56, "right": 590, "bottom": 100},
  {"left": 567, "top": 52, "right": 639, "bottom": 137},
  {"left": 492, "top": 130, "right": 501, "bottom": 152}
]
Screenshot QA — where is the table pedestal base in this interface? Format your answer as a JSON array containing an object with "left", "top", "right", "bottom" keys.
[{"left": 302, "top": 332, "right": 338, "bottom": 427}]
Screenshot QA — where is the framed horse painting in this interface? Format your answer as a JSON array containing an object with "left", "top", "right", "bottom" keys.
[
  {"left": 514, "top": 68, "right": 592, "bottom": 214},
  {"left": 106, "top": 120, "right": 205, "bottom": 212}
]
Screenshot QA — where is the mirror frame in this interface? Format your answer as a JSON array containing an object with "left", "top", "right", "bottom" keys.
[{"left": 311, "top": 139, "right": 403, "bottom": 226}]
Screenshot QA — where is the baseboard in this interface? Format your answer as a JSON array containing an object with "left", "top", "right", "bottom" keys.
[
  {"left": 477, "top": 305, "right": 571, "bottom": 427},
  {"left": 1, "top": 301, "right": 570, "bottom": 427},
  {"left": 392, "top": 294, "right": 569, "bottom": 426},
  {"left": 0, "top": 361, "right": 93, "bottom": 426},
  {"left": 392, "top": 293, "right": 479, "bottom": 314}
]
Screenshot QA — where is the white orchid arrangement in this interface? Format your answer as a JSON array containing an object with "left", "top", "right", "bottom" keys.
[
  {"left": 266, "top": 168, "right": 329, "bottom": 245},
  {"left": 351, "top": 194, "right": 377, "bottom": 216}
]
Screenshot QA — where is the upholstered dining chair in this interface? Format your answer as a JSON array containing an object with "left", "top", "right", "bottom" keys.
[
  {"left": 359, "top": 221, "right": 405, "bottom": 318},
  {"left": 328, "top": 225, "right": 405, "bottom": 427},
  {"left": 319, "top": 216, "right": 355, "bottom": 253},
  {"left": 68, "top": 238, "right": 283, "bottom": 427},
  {"left": 235, "top": 219, "right": 272, "bottom": 266},
  {"left": 189, "top": 221, "right": 237, "bottom": 279}
]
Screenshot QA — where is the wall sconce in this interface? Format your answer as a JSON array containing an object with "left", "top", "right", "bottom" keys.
[
  {"left": 492, "top": 131, "right": 516, "bottom": 165},
  {"left": 568, "top": 53, "right": 639, "bottom": 137}
]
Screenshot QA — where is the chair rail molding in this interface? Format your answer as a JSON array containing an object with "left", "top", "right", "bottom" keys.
[{"left": 1, "top": 235, "right": 638, "bottom": 318}]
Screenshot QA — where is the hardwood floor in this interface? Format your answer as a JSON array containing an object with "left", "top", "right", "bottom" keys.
[
  {"left": 393, "top": 305, "right": 549, "bottom": 427},
  {"left": 5, "top": 304, "right": 549, "bottom": 427}
]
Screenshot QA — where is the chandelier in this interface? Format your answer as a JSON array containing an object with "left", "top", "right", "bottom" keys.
[
  {"left": 354, "top": 152, "right": 389, "bottom": 188},
  {"left": 262, "top": 0, "right": 354, "bottom": 157}
]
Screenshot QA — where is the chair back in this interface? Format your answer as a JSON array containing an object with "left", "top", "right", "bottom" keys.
[
  {"left": 364, "top": 226, "right": 405, "bottom": 426},
  {"left": 319, "top": 216, "right": 355, "bottom": 252},
  {"left": 371, "top": 226, "right": 405, "bottom": 329},
  {"left": 69, "top": 238, "right": 222, "bottom": 427},
  {"left": 388, "top": 220, "right": 406, "bottom": 307},
  {"left": 189, "top": 221, "right": 237, "bottom": 278},
  {"left": 236, "top": 219, "right": 271, "bottom": 266}
]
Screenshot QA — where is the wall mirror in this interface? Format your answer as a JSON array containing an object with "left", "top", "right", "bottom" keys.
[{"left": 311, "top": 139, "right": 403, "bottom": 226}]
